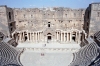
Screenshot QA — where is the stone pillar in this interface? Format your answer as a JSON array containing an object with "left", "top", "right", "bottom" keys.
[
  {"left": 30, "top": 32, "right": 32, "bottom": 42},
  {"left": 67, "top": 32, "right": 69, "bottom": 42},
  {"left": 39, "top": 32, "right": 41, "bottom": 41},
  {"left": 19, "top": 33, "right": 21, "bottom": 42},
  {"left": 35, "top": 32, "right": 36, "bottom": 42},
  {"left": 58, "top": 32, "right": 60, "bottom": 41},
  {"left": 33, "top": 32, "right": 34, "bottom": 42},
  {"left": 21, "top": 32, "right": 22, "bottom": 41},
  {"left": 57, "top": 32, "right": 58, "bottom": 40},
  {"left": 37, "top": 32, "right": 38, "bottom": 41},
  {"left": 64, "top": 32, "right": 65, "bottom": 42},
  {"left": 85, "top": 33, "right": 87, "bottom": 39},
  {"left": 61, "top": 32, "right": 62, "bottom": 42},
  {"left": 75, "top": 32, "right": 77, "bottom": 42},
  {"left": 38, "top": 32, "right": 39, "bottom": 41},
  {"left": 36, "top": 32, "right": 37, "bottom": 42},
  {"left": 16, "top": 33, "right": 18, "bottom": 43},
  {"left": 56, "top": 32, "right": 57, "bottom": 40},
  {"left": 70, "top": 32, "right": 72, "bottom": 42},
  {"left": 23, "top": 32, "right": 24, "bottom": 42},
  {"left": 82, "top": 33, "right": 84, "bottom": 41},
  {"left": 27, "top": 32, "right": 29, "bottom": 41},
  {"left": 29, "top": 32, "right": 30, "bottom": 41},
  {"left": 78, "top": 32, "right": 81, "bottom": 43}
]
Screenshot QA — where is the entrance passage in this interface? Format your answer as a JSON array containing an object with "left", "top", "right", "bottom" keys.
[
  {"left": 48, "top": 36, "right": 51, "bottom": 40},
  {"left": 25, "top": 36, "right": 27, "bottom": 41},
  {"left": 47, "top": 33, "right": 52, "bottom": 43},
  {"left": 72, "top": 36, "right": 75, "bottom": 41},
  {"left": 72, "top": 32, "right": 76, "bottom": 42}
]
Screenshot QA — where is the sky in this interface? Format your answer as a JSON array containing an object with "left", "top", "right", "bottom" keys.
[{"left": 0, "top": 0, "right": 100, "bottom": 8}]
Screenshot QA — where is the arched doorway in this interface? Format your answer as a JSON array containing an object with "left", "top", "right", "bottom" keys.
[
  {"left": 72, "top": 32, "right": 76, "bottom": 42},
  {"left": 24, "top": 32, "right": 28, "bottom": 42},
  {"left": 47, "top": 33, "right": 52, "bottom": 43}
]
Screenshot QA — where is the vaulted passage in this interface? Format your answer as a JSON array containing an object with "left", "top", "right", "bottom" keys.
[
  {"left": 72, "top": 36, "right": 75, "bottom": 41},
  {"left": 47, "top": 33, "right": 52, "bottom": 43},
  {"left": 72, "top": 32, "right": 76, "bottom": 41},
  {"left": 25, "top": 36, "right": 27, "bottom": 41},
  {"left": 48, "top": 36, "right": 51, "bottom": 40}
]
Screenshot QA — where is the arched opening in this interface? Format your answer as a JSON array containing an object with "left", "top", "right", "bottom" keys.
[
  {"left": 47, "top": 33, "right": 52, "bottom": 43},
  {"left": 48, "top": 36, "right": 51, "bottom": 40},
  {"left": 80, "top": 33, "right": 82, "bottom": 41},
  {"left": 13, "top": 32, "right": 19, "bottom": 42},
  {"left": 48, "top": 22, "right": 51, "bottom": 27},
  {"left": 47, "top": 33, "right": 52, "bottom": 35},
  {"left": 9, "top": 12, "right": 11, "bottom": 20},
  {"left": 72, "top": 32, "right": 76, "bottom": 42},
  {"left": 72, "top": 36, "right": 75, "bottom": 41},
  {"left": 24, "top": 32, "right": 27, "bottom": 41},
  {"left": 13, "top": 33, "right": 16, "bottom": 39},
  {"left": 25, "top": 36, "right": 27, "bottom": 41}
]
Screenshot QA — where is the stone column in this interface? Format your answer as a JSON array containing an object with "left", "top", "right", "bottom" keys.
[
  {"left": 85, "top": 33, "right": 87, "bottom": 39},
  {"left": 27, "top": 32, "right": 29, "bottom": 41},
  {"left": 38, "top": 32, "right": 39, "bottom": 41},
  {"left": 70, "top": 32, "right": 72, "bottom": 42},
  {"left": 23, "top": 32, "right": 24, "bottom": 42},
  {"left": 75, "top": 32, "right": 77, "bottom": 42},
  {"left": 82, "top": 33, "right": 84, "bottom": 41},
  {"left": 67, "top": 32, "right": 69, "bottom": 42},
  {"left": 31, "top": 33, "right": 33, "bottom": 42},
  {"left": 36, "top": 32, "right": 37, "bottom": 42},
  {"left": 57, "top": 32, "right": 58, "bottom": 40},
  {"left": 56, "top": 32, "right": 57, "bottom": 40},
  {"left": 64, "top": 32, "right": 65, "bottom": 42},
  {"left": 29, "top": 32, "right": 30, "bottom": 41},
  {"left": 21, "top": 32, "right": 22, "bottom": 42},
  {"left": 61, "top": 32, "right": 62, "bottom": 42},
  {"left": 58, "top": 32, "right": 60, "bottom": 41},
  {"left": 30, "top": 32, "right": 32, "bottom": 42},
  {"left": 16, "top": 33, "right": 18, "bottom": 43},
  {"left": 19, "top": 32, "right": 21, "bottom": 42},
  {"left": 35, "top": 32, "right": 36, "bottom": 42},
  {"left": 37, "top": 32, "right": 38, "bottom": 41},
  {"left": 39, "top": 32, "right": 41, "bottom": 41},
  {"left": 78, "top": 32, "right": 81, "bottom": 43},
  {"left": 33, "top": 32, "right": 34, "bottom": 42}
]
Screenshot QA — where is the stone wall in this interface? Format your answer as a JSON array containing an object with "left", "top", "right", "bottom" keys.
[
  {"left": 0, "top": 5, "right": 9, "bottom": 36},
  {"left": 13, "top": 7, "right": 85, "bottom": 31},
  {"left": 0, "top": 5, "right": 15, "bottom": 37},
  {"left": 1, "top": 3, "right": 100, "bottom": 43},
  {"left": 86, "top": 3, "right": 100, "bottom": 36}
]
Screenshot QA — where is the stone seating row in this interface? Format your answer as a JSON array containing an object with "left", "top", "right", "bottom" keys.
[
  {"left": 89, "top": 53, "right": 100, "bottom": 66},
  {"left": 0, "top": 42, "right": 23, "bottom": 66},
  {"left": 69, "top": 41, "right": 99, "bottom": 66}
]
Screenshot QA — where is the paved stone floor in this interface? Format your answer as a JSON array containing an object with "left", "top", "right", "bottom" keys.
[
  {"left": 18, "top": 42, "right": 80, "bottom": 66},
  {"left": 17, "top": 42, "right": 80, "bottom": 49},
  {"left": 20, "top": 51, "right": 73, "bottom": 66}
]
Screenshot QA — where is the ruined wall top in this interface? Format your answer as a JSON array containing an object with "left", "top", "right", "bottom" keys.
[
  {"left": 90, "top": 2, "right": 100, "bottom": 10},
  {"left": 13, "top": 7, "right": 86, "bottom": 12}
]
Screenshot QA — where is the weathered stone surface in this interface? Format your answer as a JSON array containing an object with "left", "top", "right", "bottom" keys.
[{"left": 0, "top": 3, "right": 100, "bottom": 43}]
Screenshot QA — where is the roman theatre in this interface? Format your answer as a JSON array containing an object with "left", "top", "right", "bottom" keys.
[{"left": 0, "top": 2, "right": 100, "bottom": 66}]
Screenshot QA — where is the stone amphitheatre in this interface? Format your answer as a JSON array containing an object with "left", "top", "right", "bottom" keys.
[{"left": 0, "top": 2, "right": 100, "bottom": 66}]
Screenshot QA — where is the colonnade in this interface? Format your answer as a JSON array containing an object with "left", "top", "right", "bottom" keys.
[
  {"left": 13, "top": 30, "right": 87, "bottom": 44},
  {"left": 56, "top": 31, "right": 87, "bottom": 43},
  {"left": 17, "top": 31, "right": 43, "bottom": 42}
]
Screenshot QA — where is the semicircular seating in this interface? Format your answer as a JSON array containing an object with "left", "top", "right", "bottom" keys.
[
  {"left": 0, "top": 42, "right": 23, "bottom": 66},
  {"left": 70, "top": 31, "right": 100, "bottom": 66},
  {"left": 69, "top": 41, "right": 99, "bottom": 66}
]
